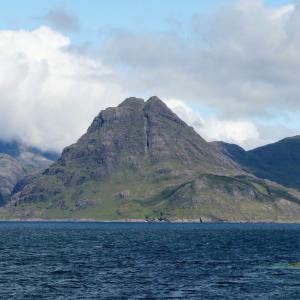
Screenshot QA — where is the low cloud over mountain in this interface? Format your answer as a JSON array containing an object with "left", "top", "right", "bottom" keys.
[{"left": 0, "top": 0, "right": 300, "bottom": 151}]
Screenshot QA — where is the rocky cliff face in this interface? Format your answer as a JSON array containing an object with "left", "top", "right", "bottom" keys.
[
  {"left": 53, "top": 96, "right": 239, "bottom": 180},
  {"left": 12, "top": 97, "right": 240, "bottom": 204},
  {"left": 5, "top": 97, "right": 300, "bottom": 221}
]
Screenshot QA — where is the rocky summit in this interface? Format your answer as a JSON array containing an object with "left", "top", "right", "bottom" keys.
[{"left": 3, "top": 97, "right": 300, "bottom": 221}]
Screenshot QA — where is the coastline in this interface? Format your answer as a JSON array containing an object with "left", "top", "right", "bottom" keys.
[{"left": 0, "top": 218, "right": 299, "bottom": 224}]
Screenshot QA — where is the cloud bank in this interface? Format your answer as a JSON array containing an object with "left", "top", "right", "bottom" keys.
[
  {"left": 1, "top": 0, "right": 300, "bottom": 151},
  {"left": 99, "top": 0, "right": 300, "bottom": 147},
  {"left": 101, "top": 0, "right": 300, "bottom": 118},
  {"left": 0, "top": 26, "right": 124, "bottom": 151},
  {"left": 165, "top": 99, "right": 261, "bottom": 149}
]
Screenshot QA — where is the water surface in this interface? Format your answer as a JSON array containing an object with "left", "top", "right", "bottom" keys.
[{"left": 0, "top": 222, "right": 300, "bottom": 299}]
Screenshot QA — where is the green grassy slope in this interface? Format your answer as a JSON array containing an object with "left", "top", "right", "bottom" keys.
[{"left": 3, "top": 172, "right": 300, "bottom": 222}]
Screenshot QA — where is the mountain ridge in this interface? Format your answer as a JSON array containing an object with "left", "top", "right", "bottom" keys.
[
  {"left": 212, "top": 136, "right": 300, "bottom": 190},
  {"left": 2, "top": 96, "right": 300, "bottom": 222}
]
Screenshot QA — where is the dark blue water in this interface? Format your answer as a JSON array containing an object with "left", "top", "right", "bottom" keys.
[{"left": 0, "top": 222, "right": 300, "bottom": 299}]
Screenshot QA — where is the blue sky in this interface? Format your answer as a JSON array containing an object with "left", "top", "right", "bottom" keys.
[
  {"left": 0, "top": 0, "right": 292, "bottom": 44},
  {"left": 0, "top": 0, "right": 299, "bottom": 151}
]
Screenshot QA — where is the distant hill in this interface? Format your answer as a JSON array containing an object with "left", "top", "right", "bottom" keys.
[
  {"left": 0, "top": 154, "right": 25, "bottom": 205},
  {"left": 212, "top": 136, "right": 300, "bottom": 190},
  {"left": 0, "top": 140, "right": 58, "bottom": 202},
  {"left": 0, "top": 140, "right": 59, "bottom": 162},
  {"left": 5, "top": 97, "right": 300, "bottom": 222}
]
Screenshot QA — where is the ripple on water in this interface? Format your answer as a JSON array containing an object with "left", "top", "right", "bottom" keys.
[{"left": 0, "top": 222, "right": 299, "bottom": 299}]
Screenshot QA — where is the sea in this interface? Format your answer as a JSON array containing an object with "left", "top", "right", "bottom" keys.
[{"left": 0, "top": 222, "right": 299, "bottom": 299}]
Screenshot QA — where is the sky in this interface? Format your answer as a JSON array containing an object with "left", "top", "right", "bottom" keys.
[{"left": 0, "top": 0, "right": 299, "bottom": 152}]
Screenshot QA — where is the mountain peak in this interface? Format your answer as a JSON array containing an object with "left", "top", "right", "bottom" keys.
[
  {"left": 144, "top": 96, "right": 178, "bottom": 122},
  {"left": 118, "top": 97, "right": 145, "bottom": 109},
  {"left": 145, "top": 96, "right": 168, "bottom": 109},
  {"left": 146, "top": 95, "right": 164, "bottom": 103},
  {"left": 10, "top": 95, "right": 244, "bottom": 215},
  {"left": 5, "top": 97, "right": 300, "bottom": 221},
  {"left": 118, "top": 96, "right": 167, "bottom": 111}
]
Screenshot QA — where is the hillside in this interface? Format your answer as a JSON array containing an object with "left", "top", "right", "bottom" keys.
[
  {"left": 0, "top": 140, "right": 58, "bottom": 202},
  {"left": 0, "top": 154, "right": 25, "bottom": 205},
  {"left": 3, "top": 97, "right": 300, "bottom": 221},
  {"left": 212, "top": 137, "right": 300, "bottom": 190}
]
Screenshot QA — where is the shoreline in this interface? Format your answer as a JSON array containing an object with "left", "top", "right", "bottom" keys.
[{"left": 0, "top": 218, "right": 299, "bottom": 224}]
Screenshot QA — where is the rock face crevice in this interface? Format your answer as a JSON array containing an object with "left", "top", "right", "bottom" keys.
[{"left": 143, "top": 109, "right": 150, "bottom": 158}]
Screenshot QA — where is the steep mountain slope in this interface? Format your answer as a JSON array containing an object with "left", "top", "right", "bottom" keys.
[
  {"left": 0, "top": 154, "right": 25, "bottom": 205},
  {"left": 4, "top": 97, "right": 300, "bottom": 221},
  {"left": 0, "top": 140, "right": 58, "bottom": 202},
  {"left": 212, "top": 136, "right": 300, "bottom": 190}
]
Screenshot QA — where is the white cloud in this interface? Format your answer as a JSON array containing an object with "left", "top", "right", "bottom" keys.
[
  {"left": 1, "top": 0, "right": 300, "bottom": 152},
  {"left": 200, "top": 119, "right": 260, "bottom": 149},
  {"left": 97, "top": 0, "right": 300, "bottom": 148},
  {"left": 101, "top": 0, "right": 300, "bottom": 119},
  {"left": 166, "top": 99, "right": 261, "bottom": 149},
  {"left": 271, "top": 4, "right": 294, "bottom": 19},
  {"left": 0, "top": 26, "right": 125, "bottom": 151}
]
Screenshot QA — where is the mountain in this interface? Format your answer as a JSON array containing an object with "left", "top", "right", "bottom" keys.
[
  {"left": 0, "top": 140, "right": 59, "bottom": 161},
  {"left": 0, "top": 140, "right": 58, "bottom": 202},
  {"left": 212, "top": 136, "right": 300, "bottom": 190},
  {"left": 0, "top": 154, "right": 25, "bottom": 205},
  {"left": 0, "top": 140, "right": 21, "bottom": 158},
  {"left": 4, "top": 97, "right": 300, "bottom": 221}
]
